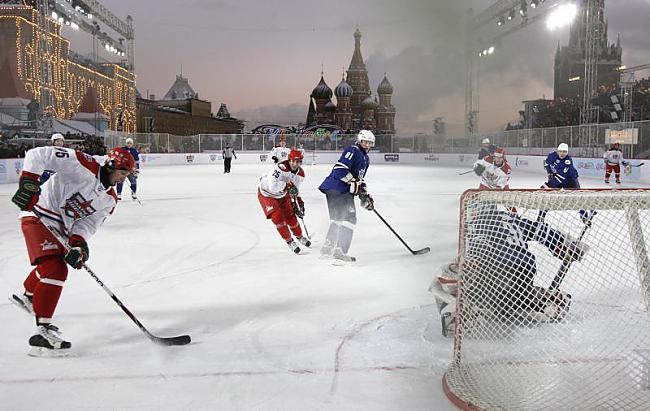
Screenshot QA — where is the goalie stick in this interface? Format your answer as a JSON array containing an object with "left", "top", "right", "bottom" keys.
[
  {"left": 549, "top": 210, "right": 597, "bottom": 293},
  {"left": 373, "top": 209, "right": 430, "bottom": 255},
  {"left": 33, "top": 210, "right": 191, "bottom": 347}
]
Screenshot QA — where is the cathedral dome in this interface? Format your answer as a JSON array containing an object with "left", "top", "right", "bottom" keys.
[
  {"left": 324, "top": 101, "right": 337, "bottom": 112},
  {"left": 311, "top": 76, "right": 333, "bottom": 100},
  {"left": 377, "top": 75, "right": 393, "bottom": 95},
  {"left": 361, "top": 95, "right": 377, "bottom": 109},
  {"left": 334, "top": 78, "right": 354, "bottom": 98}
]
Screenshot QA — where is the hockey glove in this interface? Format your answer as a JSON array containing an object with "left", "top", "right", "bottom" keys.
[
  {"left": 272, "top": 156, "right": 279, "bottom": 164},
  {"left": 349, "top": 179, "right": 361, "bottom": 195},
  {"left": 65, "top": 235, "right": 89, "bottom": 269},
  {"left": 12, "top": 174, "right": 41, "bottom": 211},
  {"left": 473, "top": 162, "right": 486, "bottom": 176},
  {"left": 293, "top": 197, "right": 305, "bottom": 218},
  {"left": 287, "top": 183, "right": 299, "bottom": 198},
  {"left": 359, "top": 193, "right": 374, "bottom": 211}
]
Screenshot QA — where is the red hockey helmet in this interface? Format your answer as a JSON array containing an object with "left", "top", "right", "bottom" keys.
[
  {"left": 494, "top": 147, "right": 506, "bottom": 159},
  {"left": 105, "top": 147, "right": 136, "bottom": 171},
  {"left": 288, "top": 148, "right": 304, "bottom": 162}
]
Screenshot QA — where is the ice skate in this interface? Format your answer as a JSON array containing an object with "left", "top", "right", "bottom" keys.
[
  {"left": 28, "top": 323, "right": 71, "bottom": 357},
  {"left": 287, "top": 240, "right": 301, "bottom": 254},
  {"left": 117, "top": 195, "right": 122, "bottom": 201},
  {"left": 332, "top": 247, "right": 356, "bottom": 265},
  {"left": 131, "top": 193, "right": 138, "bottom": 200},
  {"left": 320, "top": 240, "right": 335, "bottom": 259},
  {"left": 297, "top": 236, "right": 311, "bottom": 248},
  {"left": 9, "top": 293, "right": 33, "bottom": 315}
]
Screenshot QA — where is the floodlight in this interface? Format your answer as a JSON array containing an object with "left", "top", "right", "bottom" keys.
[
  {"left": 546, "top": 3, "right": 578, "bottom": 30},
  {"left": 531, "top": 0, "right": 539, "bottom": 8},
  {"left": 497, "top": 16, "right": 505, "bottom": 26},
  {"left": 508, "top": 9, "right": 516, "bottom": 20}
]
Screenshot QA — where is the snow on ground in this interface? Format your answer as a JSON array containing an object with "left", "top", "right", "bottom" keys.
[{"left": 0, "top": 162, "right": 634, "bottom": 410}]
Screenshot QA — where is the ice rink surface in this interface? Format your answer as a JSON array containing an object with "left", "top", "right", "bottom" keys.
[{"left": 0, "top": 161, "right": 633, "bottom": 410}]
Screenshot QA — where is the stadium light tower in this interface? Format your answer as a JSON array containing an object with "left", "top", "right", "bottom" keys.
[{"left": 464, "top": 0, "right": 575, "bottom": 141}]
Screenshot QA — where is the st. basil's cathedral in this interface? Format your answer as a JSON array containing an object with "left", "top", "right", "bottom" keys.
[{"left": 305, "top": 29, "right": 396, "bottom": 135}]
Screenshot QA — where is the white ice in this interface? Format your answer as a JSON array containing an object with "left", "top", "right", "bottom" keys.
[{"left": 0, "top": 162, "right": 632, "bottom": 410}]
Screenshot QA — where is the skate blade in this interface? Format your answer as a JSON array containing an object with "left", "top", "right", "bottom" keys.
[
  {"left": 28, "top": 346, "right": 73, "bottom": 358},
  {"left": 332, "top": 259, "right": 355, "bottom": 266},
  {"left": 9, "top": 295, "right": 33, "bottom": 315}
]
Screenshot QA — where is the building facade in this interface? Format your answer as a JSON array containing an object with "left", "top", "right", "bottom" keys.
[
  {"left": 136, "top": 74, "right": 243, "bottom": 136},
  {"left": 554, "top": 0, "right": 622, "bottom": 99},
  {"left": 0, "top": 4, "right": 136, "bottom": 132},
  {"left": 305, "top": 29, "right": 396, "bottom": 134}
]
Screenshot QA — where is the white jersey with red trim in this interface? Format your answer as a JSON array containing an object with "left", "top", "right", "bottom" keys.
[
  {"left": 258, "top": 160, "right": 305, "bottom": 199},
  {"left": 19, "top": 146, "right": 117, "bottom": 242},
  {"left": 474, "top": 156, "right": 512, "bottom": 189},
  {"left": 269, "top": 146, "right": 291, "bottom": 162},
  {"left": 603, "top": 149, "right": 625, "bottom": 166}
]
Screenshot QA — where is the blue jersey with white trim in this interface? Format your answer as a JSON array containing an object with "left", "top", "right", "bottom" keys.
[
  {"left": 319, "top": 143, "right": 369, "bottom": 193},
  {"left": 544, "top": 151, "right": 578, "bottom": 187}
]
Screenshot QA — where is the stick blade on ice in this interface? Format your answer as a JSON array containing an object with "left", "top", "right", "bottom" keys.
[
  {"left": 151, "top": 334, "right": 192, "bottom": 346},
  {"left": 412, "top": 247, "right": 431, "bottom": 255}
]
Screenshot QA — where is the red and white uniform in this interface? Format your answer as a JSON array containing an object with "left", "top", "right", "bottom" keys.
[
  {"left": 474, "top": 156, "right": 511, "bottom": 190},
  {"left": 20, "top": 146, "right": 117, "bottom": 247},
  {"left": 268, "top": 146, "right": 291, "bottom": 163},
  {"left": 18, "top": 146, "right": 117, "bottom": 322},
  {"left": 257, "top": 160, "right": 304, "bottom": 242},
  {"left": 603, "top": 148, "right": 625, "bottom": 182}
]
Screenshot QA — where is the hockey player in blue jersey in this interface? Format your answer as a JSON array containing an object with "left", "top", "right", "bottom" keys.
[
  {"left": 544, "top": 143, "right": 580, "bottom": 189},
  {"left": 318, "top": 130, "right": 376, "bottom": 262},
  {"left": 431, "top": 205, "right": 588, "bottom": 337},
  {"left": 116, "top": 137, "right": 140, "bottom": 200}
]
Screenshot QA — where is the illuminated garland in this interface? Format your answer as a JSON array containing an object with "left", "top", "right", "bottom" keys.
[{"left": 1, "top": 8, "right": 136, "bottom": 132}]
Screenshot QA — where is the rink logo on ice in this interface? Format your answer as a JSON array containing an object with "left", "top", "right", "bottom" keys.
[
  {"left": 63, "top": 193, "right": 97, "bottom": 219},
  {"left": 260, "top": 154, "right": 268, "bottom": 162},
  {"left": 384, "top": 154, "right": 400, "bottom": 162},
  {"left": 186, "top": 154, "right": 195, "bottom": 163}
]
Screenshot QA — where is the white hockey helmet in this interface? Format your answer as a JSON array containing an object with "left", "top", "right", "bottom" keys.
[
  {"left": 357, "top": 130, "right": 375, "bottom": 147},
  {"left": 557, "top": 143, "right": 569, "bottom": 153},
  {"left": 51, "top": 133, "right": 64, "bottom": 142},
  {"left": 125, "top": 137, "right": 134, "bottom": 145},
  {"left": 481, "top": 138, "right": 490, "bottom": 144}
]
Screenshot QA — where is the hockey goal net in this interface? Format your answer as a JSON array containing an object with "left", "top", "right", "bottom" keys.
[{"left": 444, "top": 189, "right": 650, "bottom": 410}]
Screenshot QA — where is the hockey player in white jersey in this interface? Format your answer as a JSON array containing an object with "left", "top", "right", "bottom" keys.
[
  {"left": 269, "top": 137, "right": 291, "bottom": 164},
  {"left": 603, "top": 142, "right": 628, "bottom": 184},
  {"left": 472, "top": 147, "right": 511, "bottom": 190},
  {"left": 257, "top": 148, "right": 310, "bottom": 253},
  {"left": 10, "top": 146, "right": 135, "bottom": 356}
]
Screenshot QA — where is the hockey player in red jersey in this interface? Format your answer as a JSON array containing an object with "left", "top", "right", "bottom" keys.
[
  {"left": 10, "top": 146, "right": 135, "bottom": 356},
  {"left": 472, "top": 146, "right": 511, "bottom": 190},
  {"left": 257, "top": 148, "right": 311, "bottom": 253},
  {"left": 603, "top": 142, "right": 628, "bottom": 184}
]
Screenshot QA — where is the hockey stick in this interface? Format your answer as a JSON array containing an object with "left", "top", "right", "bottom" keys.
[
  {"left": 373, "top": 209, "right": 430, "bottom": 255},
  {"left": 549, "top": 211, "right": 597, "bottom": 292},
  {"left": 290, "top": 196, "right": 310, "bottom": 239},
  {"left": 457, "top": 169, "right": 474, "bottom": 175},
  {"left": 33, "top": 211, "right": 191, "bottom": 346}
]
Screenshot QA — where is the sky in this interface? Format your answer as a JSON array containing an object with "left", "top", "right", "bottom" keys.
[{"left": 61, "top": 0, "right": 650, "bottom": 135}]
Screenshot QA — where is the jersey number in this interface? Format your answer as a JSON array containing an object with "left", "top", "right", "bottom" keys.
[
  {"left": 344, "top": 152, "right": 354, "bottom": 160},
  {"left": 272, "top": 170, "right": 280, "bottom": 179},
  {"left": 55, "top": 149, "right": 69, "bottom": 158}
]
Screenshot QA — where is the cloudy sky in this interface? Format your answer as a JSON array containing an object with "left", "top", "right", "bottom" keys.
[{"left": 63, "top": 0, "right": 650, "bottom": 135}]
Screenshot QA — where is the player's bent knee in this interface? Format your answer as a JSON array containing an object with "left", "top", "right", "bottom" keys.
[{"left": 37, "top": 255, "right": 68, "bottom": 282}]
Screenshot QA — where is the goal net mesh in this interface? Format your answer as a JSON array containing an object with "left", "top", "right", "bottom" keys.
[{"left": 444, "top": 189, "right": 650, "bottom": 410}]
